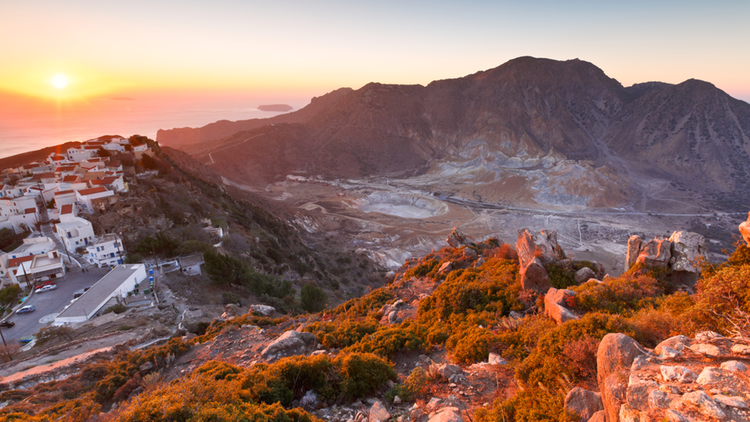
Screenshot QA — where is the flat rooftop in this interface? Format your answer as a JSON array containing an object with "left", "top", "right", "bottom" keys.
[{"left": 56, "top": 264, "right": 143, "bottom": 320}]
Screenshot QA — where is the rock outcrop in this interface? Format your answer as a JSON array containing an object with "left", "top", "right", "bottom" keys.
[
  {"left": 625, "top": 232, "right": 708, "bottom": 286},
  {"left": 446, "top": 227, "right": 475, "bottom": 249},
  {"left": 596, "top": 332, "right": 750, "bottom": 421},
  {"left": 740, "top": 212, "right": 750, "bottom": 246},
  {"left": 668, "top": 231, "right": 708, "bottom": 273},
  {"left": 544, "top": 288, "right": 579, "bottom": 324},
  {"left": 260, "top": 330, "right": 318, "bottom": 362},
  {"left": 516, "top": 228, "right": 565, "bottom": 293},
  {"left": 597, "top": 333, "right": 650, "bottom": 422}
]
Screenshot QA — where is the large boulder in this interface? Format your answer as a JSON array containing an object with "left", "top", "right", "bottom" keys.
[
  {"left": 565, "top": 387, "right": 604, "bottom": 422},
  {"left": 636, "top": 237, "right": 672, "bottom": 268},
  {"left": 668, "top": 231, "right": 708, "bottom": 274},
  {"left": 544, "top": 288, "right": 579, "bottom": 324},
  {"left": 520, "top": 257, "right": 552, "bottom": 293},
  {"left": 597, "top": 334, "right": 650, "bottom": 422},
  {"left": 740, "top": 212, "right": 750, "bottom": 246},
  {"left": 575, "top": 267, "right": 596, "bottom": 284},
  {"left": 260, "top": 330, "right": 318, "bottom": 362},
  {"left": 516, "top": 229, "right": 564, "bottom": 293}
]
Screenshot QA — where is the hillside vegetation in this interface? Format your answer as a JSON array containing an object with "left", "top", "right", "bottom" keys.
[{"left": 1, "top": 226, "right": 748, "bottom": 421}]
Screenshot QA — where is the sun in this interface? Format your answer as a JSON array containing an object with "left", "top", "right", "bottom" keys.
[{"left": 51, "top": 74, "right": 69, "bottom": 89}]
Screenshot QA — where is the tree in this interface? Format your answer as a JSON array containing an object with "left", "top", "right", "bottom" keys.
[
  {"left": 140, "top": 154, "right": 159, "bottom": 170},
  {"left": 96, "top": 147, "right": 111, "bottom": 158},
  {"left": 301, "top": 283, "right": 327, "bottom": 313}
]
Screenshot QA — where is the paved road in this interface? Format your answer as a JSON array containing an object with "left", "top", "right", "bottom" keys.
[{"left": 0, "top": 266, "right": 109, "bottom": 345}]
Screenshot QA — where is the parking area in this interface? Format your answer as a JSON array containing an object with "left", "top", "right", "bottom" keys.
[{"left": 0, "top": 266, "right": 110, "bottom": 344}]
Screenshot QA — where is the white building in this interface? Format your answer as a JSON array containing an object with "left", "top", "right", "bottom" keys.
[
  {"left": 75, "top": 186, "right": 118, "bottom": 214},
  {"left": 86, "top": 234, "right": 125, "bottom": 267},
  {"left": 66, "top": 147, "right": 95, "bottom": 162},
  {"left": 0, "top": 237, "right": 57, "bottom": 285},
  {"left": 55, "top": 264, "right": 147, "bottom": 324},
  {"left": 55, "top": 215, "right": 95, "bottom": 252}
]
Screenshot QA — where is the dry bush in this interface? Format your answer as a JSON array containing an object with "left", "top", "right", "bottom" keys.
[
  {"left": 0, "top": 344, "right": 21, "bottom": 363},
  {"left": 629, "top": 307, "right": 684, "bottom": 347},
  {"left": 562, "top": 335, "right": 599, "bottom": 390}
]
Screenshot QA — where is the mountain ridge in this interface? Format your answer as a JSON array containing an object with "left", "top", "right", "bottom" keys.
[{"left": 158, "top": 57, "right": 750, "bottom": 211}]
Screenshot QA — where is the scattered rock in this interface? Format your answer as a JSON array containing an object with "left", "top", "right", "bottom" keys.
[
  {"left": 428, "top": 408, "right": 464, "bottom": 422},
  {"left": 301, "top": 390, "right": 318, "bottom": 410},
  {"left": 473, "top": 257, "right": 485, "bottom": 268},
  {"left": 574, "top": 267, "right": 596, "bottom": 284},
  {"left": 488, "top": 353, "right": 508, "bottom": 366},
  {"left": 393, "top": 395, "right": 402, "bottom": 405},
  {"left": 713, "top": 394, "right": 748, "bottom": 409},
  {"left": 250, "top": 304, "right": 276, "bottom": 316},
  {"left": 694, "top": 331, "right": 723, "bottom": 342},
  {"left": 436, "top": 364, "right": 464, "bottom": 381},
  {"left": 655, "top": 335, "right": 693, "bottom": 355},
  {"left": 260, "top": 330, "right": 318, "bottom": 362},
  {"left": 463, "top": 248, "right": 478, "bottom": 260},
  {"left": 427, "top": 397, "right": 442, "bottom": 410},
  {"left": 731, "top": 343, "right": 750, "bottom": 355},
  {"left": 689, "top": 343, "right": 724, "bottom": 356},
  {"left": 720, "top": 360, "right": 748, "bottom": 373},
  {"left": 681, "top": 391, "right": 726, "bottom": 420},
  {"left": 438, "top": 261, "right": 453, "bottom": 275},
  {"left": 659, "top": 346, "right": 682, "bottom": 359},
  {"left": 564, "top": 387, "right": 603, "bottom": 422},
  {"left": 139, "top": 361, "right": 155, "bottom": 375},
  {"left": 222, "top": 303, "right": 240, "bottom": 317},
  {"left": 544, "top": 287, "right": 579, "bottom": 324},
  {"left": 660, "top": 365, "right": 697, "bottom": 383},
  {"left": 369, "top": 400, "right": 390, "bottom": 422}
]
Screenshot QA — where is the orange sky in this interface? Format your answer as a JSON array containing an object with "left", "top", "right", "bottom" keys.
[{"left": 1, "top": 1, "right": 749, "bottom": 106}]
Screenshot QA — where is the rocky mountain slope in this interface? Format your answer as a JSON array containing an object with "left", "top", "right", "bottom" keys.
[{"left": 158, "top": 57, "right": 750, "bottom": 211}]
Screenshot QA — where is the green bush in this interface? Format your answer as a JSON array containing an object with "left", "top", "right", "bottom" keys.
[
  {"left": 337, "top": 352, "right": 397, "bottom": 399},
  {"left": 103, "top": 304, "right": 127, "bottom": 315},
  {"left": 475, "top": 386, "right": 578, "bottom": 422},
  {"left": 222, "top": 291, "right": 243, "bottom": 305},
  {"left": 300, "top": 283, "right": 327, "bottom": 313},
  {"left": 570, "top": 275, "right": 663, "bottom": 314},
  {"left": 304, "top": 319, "right": 380, "bottom": 349},
  {"left": 386, "top": 366, "right": 427, "bottom": 403}
]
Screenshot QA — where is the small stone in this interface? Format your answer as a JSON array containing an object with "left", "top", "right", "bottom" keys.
[
  {"left": 393, "top": 396, "right": 402, "bottom": 405},
  {"left": 720, "top": 360, "right": 748, "bottom": 372},
  {"left": 730, "top": 343, "right": 750, "bottom": 355},
  {"left": 664, "top": 410, "right": 690, "bottom": 422},
  {"left": 681, "top": 391, "right": 727, "bottom": 421},
  {"left": 694, "top": 331, "right": 723, "bottom": 342},
  {"left": 427, "top": 397, "right": 442, "bottom": 409},
  {"left": 660, "top": 365, "right": 697, "bottom": 383},
  {"left": 660, "top": 346, "right": 682, "bottom": 359},
  {"left": 488, "top": 353, "right": 508, "bottom": 365},
  {"left": 427, "top": 408, "right": 464, "bottom": 422},
  {"left": 712, "top": 395, "right": 748, "bottom": 409},
  {"left": 648, "top": 389, "right": 669, "bottom": 409},
  {"left": 696, "top": 366, "right": 724, "bottom": 385},
  {"left": 630, "top": 355, "right": 650, "bottom": 371},
  {"left": 690, "top": 343, "right": 724, "bottom": 356},
  {"left": 369, "top": 400, "right": 390, "bottom": 422}
]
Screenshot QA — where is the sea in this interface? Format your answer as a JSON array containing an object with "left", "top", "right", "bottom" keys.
[{"left": 0, "top": 95, "right": 307, "bottom": 159}]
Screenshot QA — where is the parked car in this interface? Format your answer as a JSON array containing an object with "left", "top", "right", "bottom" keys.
[
  {"left": 34, "top": 281, "right": 56, "bottom": 290},
  {"left": 35, "top": 284, "right": 57, "bottom": 293},
  {"left": 19, "top": 336, "right": 34, "bottom": 344},
  {"left": 0, "top": 320, "right": 14, "bottom": 328},
  {"left": 16, "top": 305, "right": 35, "bottom": 314}
]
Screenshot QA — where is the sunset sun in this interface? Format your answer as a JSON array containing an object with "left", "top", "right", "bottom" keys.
[{"left": 50, "top": 73, "right": 68, "bottom": 89}]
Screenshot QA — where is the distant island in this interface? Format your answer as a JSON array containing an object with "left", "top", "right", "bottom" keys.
[{"left": 258, "top": 104, "right": 293, "bottom": 112}]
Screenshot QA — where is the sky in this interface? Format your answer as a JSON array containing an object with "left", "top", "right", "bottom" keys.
[{"left": 1, "top": 0, "right": 749, "bottom": 103}]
